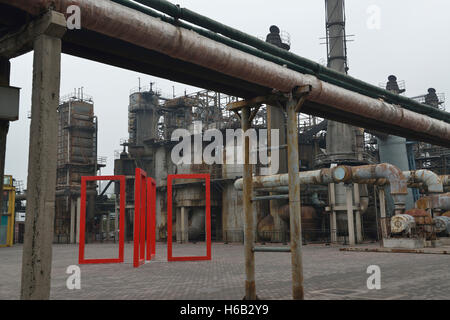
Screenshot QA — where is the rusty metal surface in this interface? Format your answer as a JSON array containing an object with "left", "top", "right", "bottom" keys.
[
  {"left": 234, "top": 166, "right": 350, "bottom": 190},
  {"left": 433, "top": 216, "right": 450, "bottom": 234},
  {"left": 404, "top": 209, "right": 433, "bottom": 225},
  {"left": 351, "top": 164, "right": 408, "bottom": 214},
  {"left": 3, "top": 0, "right": 450, "bottom": 145},
  {"left": 403, "top": 170, "right": 443, "bottom": 193},
  {"left": 417, "top": 193, "right": 450, "bottom": 212},
  {"left": 390, "top": 214, "right": 416, "bottom": 234}
]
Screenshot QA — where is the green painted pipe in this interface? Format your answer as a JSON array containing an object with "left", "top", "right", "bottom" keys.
[{"left": 113, "top": 0, "right": 450, "bottom": 123}]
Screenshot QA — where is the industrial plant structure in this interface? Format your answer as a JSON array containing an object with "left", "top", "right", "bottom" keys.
[{"left": 1, "top": 0, "right": 450, "bottom": 301}]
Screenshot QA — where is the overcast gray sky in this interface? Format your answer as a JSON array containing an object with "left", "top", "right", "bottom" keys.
[{"left": 5, "top": 0, "right": 450, "bottom": 186}]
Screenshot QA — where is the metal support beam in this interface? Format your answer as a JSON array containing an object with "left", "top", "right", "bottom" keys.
[
  {"left": 286, "top": 93, "right": 305, "bottom": 300},
  {"left": 0, "top": 58, "right": 10, "bottom": 202},
  {"left": 20, "top": 11, "right": 66, "bottom": 300}
]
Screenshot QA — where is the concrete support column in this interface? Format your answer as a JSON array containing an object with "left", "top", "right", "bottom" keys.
[
  {"left": 180, "top": 206, "right": 188, "bottom": 243},
  {"left": 379, "top": 188, "right": 387, "bottom": 239},
  {"left": 241, "top": 107, "right": 256, "bottom": 300},
  {"left": 76, "top": 197, "right": 81, "bottom": 244},
  {"left": 21, "top": 15, "right": 66, "bottom": 299},
  {"left": 0, "top": 59, "right": 11, "bottom": 200},
  {"left": 286, "top": 98, "right": 304, "bottom": 300},
  {"left": 114, "top": 199, "right": 119, "bottom": 242},
  {"left": 346, "top": 185, "right": 355, "bottom": 246},
  {"left": 329, "top": 183, "right": 337, "bottom": 243},
  {"left": 353, "top": 183, "right": 363, "bottom": 243},
  {"left": 70, "top": 198, "right": 76, "bottom": 244}
]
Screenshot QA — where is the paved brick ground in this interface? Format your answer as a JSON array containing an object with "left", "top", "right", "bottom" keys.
[{"left": 1, "top": 242, "right": 450, "bottom": 300}]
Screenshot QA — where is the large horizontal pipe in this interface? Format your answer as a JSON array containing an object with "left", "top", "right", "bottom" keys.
[
  {"left": 234, "top": 166, "right": 351, "bottom": 190},
  {"left": 354, "top": 170, "right": 443, "bottom": 194},
  {"left": 126, "top": 0, "right": 450, "bottom": 124},
  {"left": 235, "top": 163, "right": 407, "bottom": 213},
  {"left": 403, "top": 170, "right": 443, "bottom": 193},
  {"left": 4, "top": 0, "right": 450, "bottom": 145}
]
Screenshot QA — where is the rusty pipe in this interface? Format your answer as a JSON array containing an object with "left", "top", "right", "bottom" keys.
[
  {"left": 234, "top": 166, "right": 351, "bottom": 190},
  {"left": 236, "top": 164, "right": 408, "bottom": 213},
  {"left": 403, "top": 170, "right": 443, "bottom": 193},
  {"left": 441, "top": 176, "right": 450, "bottom": 187},
  {"left": 351, "top": 164, "right": 407, "bottom": 214},
  {"left": 417, "top": 193, "right": 450, "bottom": 212},
  {"left": 3, "top": 0, "right": 450, "bottom": 144}
]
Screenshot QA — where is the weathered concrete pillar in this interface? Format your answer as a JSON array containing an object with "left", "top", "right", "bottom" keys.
[
  {"left": 0, "top": 59, "right": 11, "bottom": 200},
  {"left": 346, "top": 185, "right": 356, "bottom": 246},
  {"left": 329, "top": 182, "right": 337, "bottom": 243},
  {"left": 21, "top": 12, "right": 66, "bottom": 300},
  {"left": 70, "top": 198, "right": 76, "bottom": 244},
  {"left": 379, "top": 188, "right": 387, "bottom": 239},
  {"left": 76, "top": 197, "right": 81, "bottom": 244},
  {"left": 180, "top": 206, "right": 188, "bottom": 243},
  {"left": 286, "top": 97, "right": 305, "bottom": 300},
  {"left": 353, "top": 183, "right": 363, "bottom": 243},
  {"left": 242, "top": 107, "right": 256, "bottom": 300}
]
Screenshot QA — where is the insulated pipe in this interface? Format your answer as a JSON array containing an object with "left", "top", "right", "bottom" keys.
[
  {"left": 234, "top": 166, "right": 352, "bottom": 190},
  {"left": 356, "top": 170, "right": 443, "bottom": 194},
  {"left": 3, "top": 0, "right": 450, "bottom": 144},
  {"left": 236, "top": 164, "right": 408, "bottom": 213},
  {"left": 432, "top": 193, "right": 450, "bottom": 211},
  {"left": 403, "top": 170, "right": 443, "bottom": 193},
  {"left": 123, "top": 0, "right": 450, "bottom": 124},
  {"left": 441, "top": 176, "right": 450, "bottom": 186},
  {"left": 350, "top": 164, "right": 408, "bottom": 213}
]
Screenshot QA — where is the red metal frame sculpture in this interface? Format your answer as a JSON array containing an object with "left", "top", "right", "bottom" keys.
[
  {"left": 134, "top": 168, "right": 147, "bottom": 268},
  {"left": 147, "top": 177, "right": 157, "bottom": 261},
  {"left": 167, "top": 174, "right": 211, "bottom": 262},
  {"left": 79, "top": 175, "right": 126, "bottom": 265}
]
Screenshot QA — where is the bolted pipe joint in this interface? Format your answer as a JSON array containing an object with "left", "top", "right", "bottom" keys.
[
  {"left": 351, "top": 163, "right": 408, "bottom": 214},
  {"left": 403, "top": 170, "right": 443, "bottom": 194}
]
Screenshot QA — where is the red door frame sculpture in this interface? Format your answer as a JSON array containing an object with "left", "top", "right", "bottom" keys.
[
  {"left": 167, "top": 174, "right": 211, "bottom": 262},
  {"left": 147, "top": 177, "right": 157, "bottom": 261},
  {"left": 79, "top": 175, "right": 126, "bottom": 265},
  {"left": 134, "top": 168, "right": 147, "bottom": 268}
]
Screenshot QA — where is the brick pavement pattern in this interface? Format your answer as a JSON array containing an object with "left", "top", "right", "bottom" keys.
[{"left": 1, "top": 242, "right": 449, "bottom": 300}]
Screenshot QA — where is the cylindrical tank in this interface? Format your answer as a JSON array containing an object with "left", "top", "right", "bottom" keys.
[
  {"left": 391, "top": 214, "right": 416, "bottom": 234},
  {"left": 434, "top": 216, "right": 450, "bottom": 235}
]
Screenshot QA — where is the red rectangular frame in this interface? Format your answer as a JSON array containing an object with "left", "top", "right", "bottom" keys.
[
  {"left": 147, "top": 177, "right": 156, "bottom": 261},
  {"left": 134, "top": 168, "right": 147, "bottom": 268},
  {"left": 79, "top": 175, "right": 126, "bottom": 264},
  {"left": 167, "top": 174, "right": 211, "bottom": 262}
]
